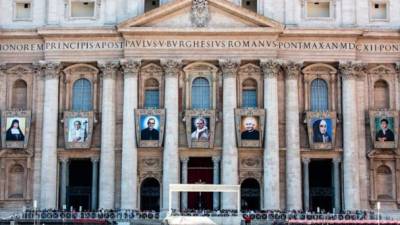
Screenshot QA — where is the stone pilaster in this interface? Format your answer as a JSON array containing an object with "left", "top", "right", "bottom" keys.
[
  {"left": 39, "top": 61, "right": 61, "bottom": 209},
  {"left": 332, "top": 158, "right": 341, "bottom": 212},
  {"left": 91, "top": 157, "right": 99, "bottom": 210},
  {"left": 59, "top": 158, "right": 69, "bottom": 209},
  {"left": 260, "top": 59, "right": 281, "bottom": 210},
  {"left": 120, "top": 59, "right": 141, "bottom": 209},
  {"left": 220, "top": 59, "right": 239, "bottom": 209},
  {"left": 282, "top": 61, "right": 302, "bottom": 210},
  {"left": 98, "top": 61, "right": 119, "bottom": 209},
  {"left": 212, "top": 156, "right": 221, "bottom": 210},
  {"left": 302, "top": 158, "right": 310, "bottom": 211},
  {"left": 339, "top": 61, "right": 363, "bottom": 210},
  {"left": 181, "top": 157, "right": 189, "bottom": 209},
  {"left": 161, "top": 59, "right": 182, "bottom": 211}
]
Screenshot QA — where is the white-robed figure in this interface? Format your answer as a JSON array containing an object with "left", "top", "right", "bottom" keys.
[
  {"left": 69, "top": 120, "right": 87, "bottom": 143},
  {"left": 191, "top": 117, "right": 209, "bottom": 141}
]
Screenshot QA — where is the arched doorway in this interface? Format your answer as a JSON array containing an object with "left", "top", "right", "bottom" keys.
[
  {"left": 140, "top": 178, "right": 160, "bottom": 211},
  {"left": 241, "top": 178, "right": 260, "bottom": 210}
]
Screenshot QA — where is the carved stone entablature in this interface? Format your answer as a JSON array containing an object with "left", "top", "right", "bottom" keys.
[
  {"left": 220, "top": 59, "right": 240, "bottom": 78},
  {"left": 98, "top": 61, "right": 120, "bottom": 79},
  {"left": 260, "top": 59, "right": 281, "bottom": 78},
  {"left": 339, "top": 61, "right": 366, "bottom": 80},
  {"left": 369, "top": 65, "right": 396, "bottom": 77},
  {"left": 120, "top": 59, "right": 141, "bottom": 78},
  {"left": 139, "top": 171, "right": 162, "bottom": 184},
  {"left": 238, "top": 63, "right": 260, "bottom": 76},
  {"left": 161, "top": 59, "right": 182, "bottom": 78},
  {"left": 141, "top": 157, "right": 161, "bottom": 170},
  {"left": 240, "top": 157, "right": 262, "bottom": 169},
  {"left": 6, "top": 65, "right": 32, "bottom": 78},
  {"left": 282, "top": 61, "right": 302, "bottom": 80},
  {"left": 191, "top": 0, "right": 209, "bottom": 28},
  {"left": 239, "top": 171, "right": 262, "bottom": 184},
  {"left": 39, "top": 61, "right": 62, "bottom": 80}
]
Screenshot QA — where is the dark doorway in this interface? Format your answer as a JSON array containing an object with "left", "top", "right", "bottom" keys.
[
  {"left": 309, "top": 160, "right": 333, "bottom": 212},
  {"left": 140, "top": 178, "right": 160, "bottom": 212},
  {"left": 188, "top": 157, "right": 213, "bottom": 210},
  {"left": 67, "top": 159, "right": 92, "bottom": 211},
  {"left": 241, "top": 178, "right": 260, "bottom": 210}
]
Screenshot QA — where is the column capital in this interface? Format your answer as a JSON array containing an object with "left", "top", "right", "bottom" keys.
[
  {"left": 332, "top": 157, "right": 342, "bottom": 164},
  {"left": 161, "top": 59, "right": 182, "bottom": 78},
  {"left": 91, "top": 157, "right": 100, "bottom": 163},
  {"left": 302, "top": 157, "right": 311, "bottom": 164},
  {"left": 219, "top": 59, "right": 240, "bottom": 78},
  {"left": 120, "top": 59, "right": 141, "bottom": 78},
  {"left": 260, "top": 59, "right": 281, "bottom": 78},
  {"left": 39, "top": 61, "right": 62, "bottom": 80},
  {"left": 212, "top": 156, "right": 221, "bottom": 163},
  {"left": 339, "top": 61, "right": 366, "bottom": 80},
  {"left": 282, "top": 61, "right": 302, "bottom": 80},
  {"left": 180, "top": 157, "right": 189, "bottom": 164},
  {"left": 98, "top": 61, "right": 120, "bottom": 79},
  {"left": 59, "top": 157, "right": 69, "bottom": 164},
  {"left": 395, "top": 62, "right": 400, "bottom": 74}
]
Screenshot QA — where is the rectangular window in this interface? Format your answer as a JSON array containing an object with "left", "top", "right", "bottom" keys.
[
  {"left": 14, "top": 1, "right": 32, "bottom": 20},
  {"left": 242, "top": 90, "right": 257, "bottom": 108},
  {"left": 71, "top": 1, "right": 95, "bottom": 18},
  {"left": 144, "top": 90, "right": 160, "bottom": 108},
  {"left": 370, "top": 2, "right": 388, "bottom": 20},
  {"left": 306, "top": 1, "right": 331, "bottom": 18}
]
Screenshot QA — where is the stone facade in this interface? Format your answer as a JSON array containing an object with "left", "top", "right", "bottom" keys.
[{"left": 0, "top": 0, "right": 400, "bottom": 213}]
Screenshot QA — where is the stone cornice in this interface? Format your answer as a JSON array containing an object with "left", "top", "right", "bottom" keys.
[
  {"left": 98, "top": 61, "right": 120, "bottom": 80},
  {"left": 219, "top": 59, "right": 239, "bottom": 79},
  {"left": 161, "top": 59, "right": 182, "bottom": 78},
  {"left": 339, "top": 61, "right": 366, "bottom": 80},
  {"left": 120, "top": 59, "right": 141, "bottom": 78},
  {"left": 282, "top": 61, "right": 302, "bottom": 80},
  {"left": 260, "top": 59, "right": 281, "bottom": 78},
  {"left": 39, "top": 61, "right": 62, "bottom": 80}
]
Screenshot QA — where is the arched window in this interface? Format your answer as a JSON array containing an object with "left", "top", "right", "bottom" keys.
[
  {"left": 311, "top": 79, "right": 328, "bottom": 111},
  {"left": 376, "top": 165, "right": 393, "bottom": 200},
  {"left": 72, "top": 78, "right": 92, "bottom": 111},
  {"left": 12, "top": 80, "right": 27, "bottom": 109},
  {"left": 144, "top": 0, "right": 159, "bottom": 12},
  {"left": 144, "top": 78, "right": 160, "bottom": 108},
  {"left": 242, "top": 0, "right": 257, "bottom": 12},
  {"left": 140, "top": 178, "right": 160, "bottom": 212},
  {"left": 241, "top": 178, "right": 260, "bottom": 210},
  {"left": 242, "top": 78, "right": 257, "bottom": 108},
  {"left": 192, "top": 77, "right": 210, "bottom": 109},
  {"left": 7, "top": 164, "right": 25, "bottom": 198},
  {"left": 374, "top": 80, "right": 389, "bottom": 109}
]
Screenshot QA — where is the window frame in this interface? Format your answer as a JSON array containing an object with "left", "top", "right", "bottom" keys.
[
  {"left": 139, "top": 63, "right": 164, "bottom": 109},
  {"left": 72, "top": 78, "right": 93, "bottom": 111},
  {"left": 5, "top": 65, "right": 33, "bottom": 110},
  {"left": 13, "top": 0, "right": 33, "bottom": 21},
  {"left": 143, "top": 79, "right": 161, "bottom": 109},
  {"left": 67, "top": 0, "right": 99, "bottom": 20},
  {"left": 367, "top": 65, "right": 396, "bottom": 110},
  {"left": 237, "top": 63, "right": 262, "bottom": 109},
  {"left": 369, "top": 0, "right": 390, "bottom": 22},
  {"left": 310, "top": 78, "right": 329, "bottom": 112},
  {"left": 303, "top": 0, "right": 336, "bottom": 21}
]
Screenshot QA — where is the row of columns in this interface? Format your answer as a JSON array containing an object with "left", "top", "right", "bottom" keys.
[{"left": 38, "top": 59, "right": 363, "bottom": 211}]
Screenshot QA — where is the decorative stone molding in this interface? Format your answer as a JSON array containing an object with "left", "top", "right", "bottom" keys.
[
  {"left": 282, "top": 61, "right": 302, "bottom": 80},
  {"left": 39, "top": 61, "right": 62, "bottom": 80},
  {"left": 396, "top": 62, "right": 400, "bottom": 74},
  {"left": 219, "top": 59, "right": 240, "bottom": 78},
  {"left": 161, "top": 59, "right": 182, "bottom": 78},
  {"left": 98, "top": 61, "right": 119, "bottom": 79},
  {"left": 260, "top": 59, "right": 281, "bottom": 78},
  {"left": 212, "top": 156, "right": 221, "bottom": 163},
  {"left": 91, "top": 157, "right": 100, "bottom": 163},
  {"left": 120, "top": 59, "right": 141, "bottom": 78},
  {"left": 191, "top": 0, "right": 209, "bottom": 27},
  {"left": 180, "top": 157, "right": 189, "bottom": 163},
  {"left": 339, "top": 61, "right": 365, "bottom": 80},
  {"left": 239, "top": 171, "right": 262, "bottom": 184},
  {"left": 241, "top": 157, "right": 261, "bottom": 168},
  {"left": 302, "top": 157, "right": 311, "bottom": 164},
  {"left": 332, "top": 157, "right": 341, "bottom": 164}
]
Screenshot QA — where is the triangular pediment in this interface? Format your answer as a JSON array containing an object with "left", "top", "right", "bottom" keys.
[{"left": 118, "top": 0, "right": 283, "bottom": 32}]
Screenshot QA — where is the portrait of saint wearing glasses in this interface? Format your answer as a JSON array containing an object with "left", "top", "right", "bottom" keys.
[
  {"left": 141, "top": 117, "right": 159, "bottom": 140},
  {"left": 241, "top": 116, "right": 260, "bottom": 140},
  {"left": 313, "top": 119, "right": 331, "bottom": 143}
]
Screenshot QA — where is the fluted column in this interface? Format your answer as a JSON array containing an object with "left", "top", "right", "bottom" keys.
[
  {"left": 120, "top": 59, "right": 141, "bottom": 209},
  {"left": 60, "top": 158, "right": 69, "bottom": 209},
  {"left": 39, "top": 61, "right": 61, "bottom": 209},
  {"left": 332, "top": 158, "right": 341, "bottom": 212},
  {"left": 302, "top": 158, "right": 310, "bottom": 211},
  {"left": 260, "top": 59, "right": 281, "bottom": 210},
  {"left": 283, "top": 61, "right": 302, "bottom": 210},
  {"left": 91, "top": 157, "right": 99, "bottom": 210},
  {"left": 161, "top": 59, "right": 181, "bottom": 211},
  {"left": 98, "top": 61, "right": 119, "bottom": 209},
  {"left": 212, "top": 156, "right": 221, "bottom": 210},
  {"left": 181, "top": 157, "right": 189, "bottom": 209},
  {"left": 220, "top": 59, "right": 239, "bottom": 209},
  {"left": 339, "top": 61, "right": 363, "bottom": 210}
]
